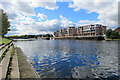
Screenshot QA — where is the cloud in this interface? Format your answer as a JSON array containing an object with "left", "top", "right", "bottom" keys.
[
  {"left": 7, "top": 15, "right": 75, "bottom": 36},
  {"left": 1, "top": 0, "right": 59, "bottom": 36},
  {"left": 1, "top": 1, "right": 35, "bottom": 16},
  {"left": 2, "top": 0, "right": 119, "bottom": 36},
  {"left": 31, "top": 0, "right": 58, "bottom": 10},
  {"left": 78, "top": 20, "right": 97, "bottom": 25},
  {"left": 37, "top": 13, "right": 47, "bottom": 20},
  {"left": 0, "top": 0, "right": 58, "bottom": 21},
  {"left": 6, "top": 12, "right": 17, "bottom": 19},
  {"left": 60, "top": 15, "right": 75, "bottom": 27},
  {"left": 68, "top": 0, "right": 119, "bottom": 29}
]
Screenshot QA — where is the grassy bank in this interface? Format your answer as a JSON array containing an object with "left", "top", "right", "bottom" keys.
[
  {"left": 0, "top": 37, "right": 12, "bottom": 44},
  {"left": 105, "top": 38, "right": 120, "bottom": 41}
]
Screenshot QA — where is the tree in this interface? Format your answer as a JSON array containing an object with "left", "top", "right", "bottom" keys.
[
  {"left": 110, "top": 31, "right": 119, "bottom": 39},
  {"left": 46, "top": 34, "right": 50, "bottom": 37},
  {"left": 0, "top": 9, "right": 10, "bottom": 37},
  {"left": 105, "top": 29, "right": 120, "bottom": 39},
  {"left": 105, "top": 29, "right": 112, "bottom": 38}
]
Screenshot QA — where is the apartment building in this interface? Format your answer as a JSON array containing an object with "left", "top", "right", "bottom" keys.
[
  {"left": 77, "top": 24, "right": 106, "bottom": 37},
  {"left": 54, "top": 24, "right": 106, "bottom": 37},
  {"left": 67, "top": 27, "right": 77, "bottom": 36},
  {"left": 54, "top": 30, "right": 59, "bottom": 37},
  {"left": 54, "top": 26, "right": 77, "bottom": 37}
]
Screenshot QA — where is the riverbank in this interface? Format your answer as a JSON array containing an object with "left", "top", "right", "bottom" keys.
[
  {"left": 54, "top": 36, "right": 105, "bottom": 40},
  {"left": 0, "top": 39, "right": 40, "bottom": 80},
  {"left": 0, "top": 37, "right": 12, "bottom": 44},
  {"left": 13, "top": 38, "right": 36, "bottom": 41},
  {"left": 15, "top": 47, "right": 40, "bottom": 79},
  {"left": 105, "top": 38, "right": 120, "bottom": 41}
]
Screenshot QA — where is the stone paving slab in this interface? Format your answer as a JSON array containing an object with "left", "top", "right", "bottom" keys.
[
  {"left": 16, "top": 47, "right": 40, "bottom": 79},
  {"left": 1, "top": 46, "right": 12, "bottom": 79},
  {"left": 11, "top": 49, "right": 20, "bottom": 79}
]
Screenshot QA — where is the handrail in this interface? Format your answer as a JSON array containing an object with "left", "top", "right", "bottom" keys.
[{"left": 0, "top": 42, "right": 13, "bottom": 61}]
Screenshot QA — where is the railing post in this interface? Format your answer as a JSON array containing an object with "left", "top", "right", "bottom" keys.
[{"left": 0, "top": 62, "right": 2, "bottom": 80}]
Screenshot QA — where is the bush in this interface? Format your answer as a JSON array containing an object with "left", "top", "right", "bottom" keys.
[{"left": 105, "top": 29, "right": 120, "bottom": 39}]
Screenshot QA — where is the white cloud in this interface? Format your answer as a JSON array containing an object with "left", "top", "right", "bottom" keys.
[
  {"left": 7, "top": 15, "right": 76, "bottom": 36},
  {"left": 78, "top": 20, "right": 97, "bottom": 25},
  {"left": 38, "top": 18, "right": 41, "bottom": 21},
  {"left": 1, "top": 0, "right": 59, "bottom": 36},
  {"left": 37, "top": 13, "right": 47, "bottom": 20},
  {"left": 60, "top": 15, "right": 74, "bottom": 27},
  {"left": 78, "top": 20, "right": 105, "bottom": 26},
  {"left": 31, "top": 0, "right": 58, "bottom": 10},
  {"left": 0, "top": 0, "right": 58, "bottom": 21},
  {"left": 2, "top": 0, "right": 119, "bottom": 36},
  {"left": 1, "top": 1, "right": 35, "bottom": 16},
  {"left": 68, "top": 0, "right": 119, "bottom": 29}
]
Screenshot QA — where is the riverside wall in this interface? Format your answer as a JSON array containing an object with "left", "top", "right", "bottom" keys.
[{"left": 54, "top": 36, "right": 105, "bottom": 40}]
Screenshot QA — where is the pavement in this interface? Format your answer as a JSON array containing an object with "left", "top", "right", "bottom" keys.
[{"left": 15, "top": 47, "right": 41, "bottom": 79}]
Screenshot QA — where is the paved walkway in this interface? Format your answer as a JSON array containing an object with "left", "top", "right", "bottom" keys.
[
  {"left": 15, "top": 47, "right": 40, "bottom": 79},
  {"left": 2, "top": 46, "right": 12, "bottom": 79},
  {"left": 11, "top": 49, "right": 20, "bottom": 79}
]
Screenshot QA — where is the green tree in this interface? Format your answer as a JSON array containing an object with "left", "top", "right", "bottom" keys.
[
  {"left": 110, "top": 31, "right": 119, "bottom": 39},
  {"left": 0, "top": 9, "right": 10, "bottom": 37},
  {"left": 46, "top": 34, "right": 50, "bottom": 37},
  {"left": 105, "top": 29, "right": 112, "bottom": 38}
]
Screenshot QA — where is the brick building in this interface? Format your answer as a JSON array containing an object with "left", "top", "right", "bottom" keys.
[
  {"left": 77, "top": 24, "right": 106, "bottom": 37},
  {"left": 54, "top": 24, "right": 106, "bottom": 37}
]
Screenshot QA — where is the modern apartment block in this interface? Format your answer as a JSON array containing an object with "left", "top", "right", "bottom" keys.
[
  {"left": 54, "top": 24, "right": 106, "bottom": 37},
  {"left": 77, "top": 24, "right": 106, "bottom": 37},
  {"left": 54, "top": 30, "right": 59, "bottom": 37},
  {"left": 54, "top": 27, "right": 77, "bottom": 37}
]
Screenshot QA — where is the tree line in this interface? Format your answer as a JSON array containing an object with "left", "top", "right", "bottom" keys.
[
  {"left": 105, "top": 29, "right": 120, "bottom": 39},
  {"left": 7, "top": 34, "right": 53, "bottom": 39},
  {"left": 0, "top": 9, "right": 10, "bottom": 37}
]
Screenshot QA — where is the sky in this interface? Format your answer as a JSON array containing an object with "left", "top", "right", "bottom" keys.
[{"left": 0, "top": 0, "right": 119, "bottom": 36}]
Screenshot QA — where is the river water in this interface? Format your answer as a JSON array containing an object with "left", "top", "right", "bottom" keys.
[{"left": 15, "top": 40, "right": 119, "bottom": 79}]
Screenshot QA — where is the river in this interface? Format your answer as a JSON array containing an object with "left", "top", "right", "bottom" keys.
[{"left": 15, "top": 40, "right": 119, "bottom": 79}]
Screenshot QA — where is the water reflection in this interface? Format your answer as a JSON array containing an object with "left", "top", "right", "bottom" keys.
[{"left": 15, "top": 40, "right": 119, "bottom": 79}]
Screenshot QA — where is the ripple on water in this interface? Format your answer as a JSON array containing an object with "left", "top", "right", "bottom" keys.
[{"left": 15, "top": 40, "right": 119, "bottom": 78}]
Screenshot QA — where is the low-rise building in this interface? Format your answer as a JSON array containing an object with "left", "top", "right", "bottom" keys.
[
  {"left": 54, "top": 31, "right": 59, "bottom": 37},
  {"left": 54, "top": 26, "right": 77, "bottom": 37},
  {"left": 54, "top": 24, "right": 106, "bottom": 38},
  {"left": 114, "top": 27, "right": 120, "bottom": 34},
  {"left": 77, "top": 24, "right": 106, "bottom": 37},
  {"left": 67, "top": 27, "right": 77, "bottom": 36}
]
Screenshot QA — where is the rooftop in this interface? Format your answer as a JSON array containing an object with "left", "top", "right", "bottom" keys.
[{"left": 114, "top": 27, "right": 120, "bottom": 32}]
